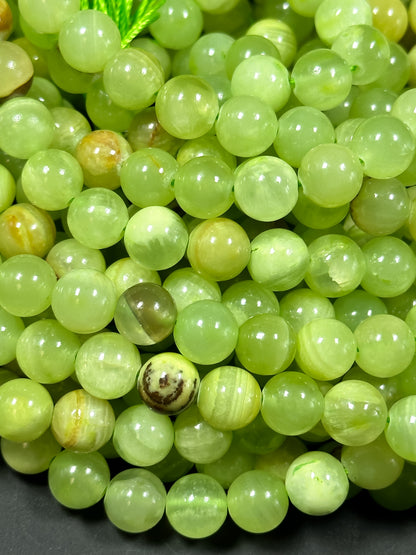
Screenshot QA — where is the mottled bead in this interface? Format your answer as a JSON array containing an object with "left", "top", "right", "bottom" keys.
[
  {"left": 75, "top": 129, "right": 132, "bottom": 190},
  {"left": 0, "top": 202, "right": 56, "bottom": 259},
  {"left": 114, "top": 282, "right": 177, "bottom": 346},
  {"left": 51, "top": 389, "right": 115, "bottom": 452},
  {"left": 138, "top": 352, "right": 200, "bottom": 415}
]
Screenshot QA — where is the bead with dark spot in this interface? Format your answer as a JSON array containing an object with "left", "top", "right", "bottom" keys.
[{"left": 138, "top": 352, "right": 200, "bottom": 415}]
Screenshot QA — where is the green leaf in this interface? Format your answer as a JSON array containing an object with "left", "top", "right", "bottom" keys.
[{"left": 80, "top": 0, "right": 166, "bottom": 48}]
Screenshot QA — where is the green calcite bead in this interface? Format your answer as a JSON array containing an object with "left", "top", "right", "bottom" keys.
[
  {"left": 341, "top": 434, "right": 404, "bottom": 490},
  {"left": 227, "top": 469, "right": 289, "bottom": 533},
  {"left": 1, "top": 428, "right": 61, "bottom": 474},
  {"left": 163, "top": 267, "right": 221, "bottom": 313},
  {"left": 261, "top": 371, "right": 324, "bottom": 435},
  {"left": 322, "top": 380, "right": 388, "bottom": 446},
  {"left": 236, "top": 314, "right": 296, "bottom": 375},
  {"left": 48, "top": 450, "right": 110, "bottom": 509},
  {"left": 165, "top": 473, "right": 227, "bottom": 539},
  {"left": 197, "top": 365, "right": 261, "bottom": 431},
  {"left": 105, "top": 257, "right": 161, "bottom": 298},
  {"left": 113, "top": 403, "right": 174, "bottom": 466},
  {"left": 305, "top": 234, "right": 366, "bottom": 297},
  {"left": 16, "top": 319, "right": 81, "bottom": 384},
  {"left": 222, "top": 279, "right": 279, "bottom": 327},
  {"left": 138, "top": 352, "right": 200, "bottom": 415},
  {"left": 174, "top": 404, "right": 232, "bottom": 464},
  {"left": 385, "top": 396, "right": 416, "bottom": 462},
  {"left": 173, "top": 299, "right": 238, "bottom": 365},
  {"left": 51, "top": 389, "right": 115, "bottom": 452},
  {"left": 354, "top": 314, "right": 415, "bottom": 378},
  {"left": 248, "top": 228, "right": 309, "bottom": 291},
  {"left": 295, "top": 318, "right": 357, "bottom": 381},
  {"left": 285, "top": 451, "right": 349, "bottom": 515},
  {"left": 46, "top": 238, "right": 106, "bottom": 278},
  {"left": 75, "top": 331, "right": 141, "bottom": 399},
  {"left": 0, "top": 378, "right": 53, "bottom": 442},
  {"left": 104, "top": 468, "right": 166, "bottom": 533},
  {"left": 114, "top": 282, "right": 177, "bottom": 346},
  {"left": 186, "top": 217, "right": 251, "bottom": 281}
]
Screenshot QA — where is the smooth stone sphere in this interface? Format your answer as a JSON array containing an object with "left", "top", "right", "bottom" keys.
[
  {"left": 285, "top": 451, "right": 349, "bottom": 515},
  {"left": 227, "top": 469, "right": 289, "bottom": 533},
  {"left": 114, "top": 282, "right": 177, "bottom": 346},
  {"left": 48, "top": 450, "right": 110, "bottom": 509},
  {"left": 75, "top": 332, "right": 141, "bottom": 399},
  {"left": 112, "top": 404, "right": 174, "bottom": 467},
  {"left": 0, "top": 378, "right": 53, "bottom": 442},
  {"left": 51, "top": 389, "right": 115, "bottom": 452},
  {"left": 248, "top": 228, "right": 309, "bottom": 291},
  {"left": 138, "top": 352, "right": 200, "bottom": 415},
  {"left": 124, "top": 206, "right": 189, "bottom": 271},
  {"left": 104, "top": 468, "right": 166, "bottom": 533},
  {"left": 165, "top": 473, "right": 227, "bottom": 539},
  {"left": 197, "top": 365, "right": 261, "bottom": 431},
  {"left": 51, "top": 269, "right": 117, "bottom": 334}
]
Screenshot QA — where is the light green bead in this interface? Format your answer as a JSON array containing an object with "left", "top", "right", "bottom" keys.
[
  {"left": 341, "top": 435, "right": 404, "bottom": 490},
  {"left": 248, "top": 228, "right": 309, "bottom": 291},
  {"left": 58, "top": 10, "right": 121, "bottom": 73},
  {"left": 75, "top": 332, "right": 141, "bottom": 400},
  {"left": 16, "top": 319, "right": 81, "bottom": 384},
  {"left": 46, "top": 238, "right": 106, "bottom": 278},
  {"left": 291, "top": 49, "right": 352, "bottom": 111},
  {"left": 227, "top": 469, "right": 288, "bottom": 533},
  {"left": 105, "top": 257, "right": 161, "bottom": 298},
  {"left": 174, "top": 404, "right": 232, "bottom": 464},
  {"left": 113, "top": 403, "right": 174, "bottom": 466},
  {"left": 163, "top": 267, "right": 221, "bottom": 312},
  {"left": 124, "top": 206, "right": 188, "bottom": 271},
  {"left": 233, "top": 155, "right": 298, "bottom": 222},
  {"left": 165, "top": 473, "right": 227, "bottom": 539},
  {"left": 0, "top": 97, "right": 55, "bottom": 159},
  {"left": 295, "top": 318, "right": 357, "bottom": 381},
  {"left": 0, "top": 378, "right": 53, "bottom": 442},
  {"left": 1, "top": 428, "right": 61, "bottom": 475},
  {"left": 355, "top": 314, "right": 415, "bottom": 378},
  {"left": 246, "top": 18, "right": 297, "bottom": 67},
  {"left": 305, "top": 234, "right": 366, "bottom": 298},
  {"left": 155, "top": 75, "right": 218, "bottom": 140},
  {"left": 48, "top": 450, "right": 110, "bottom": 509},
  {"left": 51, "top": 269, "right": 117, "bottom": 334},
  {"left": 174, "top": 300, "right": 238, "bottom": 365},
  {"left": 0, "top": 254, "right": 56, "bottom": 317},
  {"left": 236, "top": 314, "right": 296, "bottom": 376},
  {"left": 261, "top": 371, "right": 324, "bottom": 435},
  {"left": 285, "top": 451, "right": 349, "bottom": 515},
  {"left": 322, "top": 380, "right": 388, "bottom": 446},
  {"left": 197, "top": 365, "right": 261, "bottom": 431},
  {"left": 104, "top": 468, "right": 166, "bottom": 533},
  {"left": 103, "top": 48, "right": 165, "bottom": 111}
]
